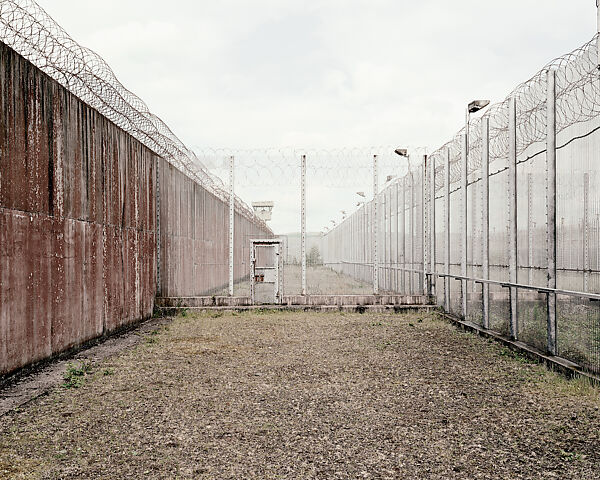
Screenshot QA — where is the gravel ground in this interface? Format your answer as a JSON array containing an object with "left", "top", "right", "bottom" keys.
[{"left": 0, "top": 310, "right": 599, "bottom": 479}]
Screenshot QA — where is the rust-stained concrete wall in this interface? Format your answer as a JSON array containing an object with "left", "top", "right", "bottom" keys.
[
  {"left": 158, "top": 160, "right": 271, "bottom": 296},
  {"left": 0, "top": 42, "right": 157, "bottom": 376}
]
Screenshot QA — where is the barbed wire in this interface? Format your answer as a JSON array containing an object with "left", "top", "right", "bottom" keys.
[
  {"left": 198, "top": 146, "right": 428, "bottom": 187},
  {"left": 2, "top": 1, "right": 598, "bottom": 211},
  {"left": 431, "top": 35, "right": 600, "bottom": 191},
  {"left": 0, "top": 0, "right": 268, "bottom": 224}
]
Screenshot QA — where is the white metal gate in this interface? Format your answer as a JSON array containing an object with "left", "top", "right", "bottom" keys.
[{"left": 250, "top": 239, "right": 284, "bottom": 304}]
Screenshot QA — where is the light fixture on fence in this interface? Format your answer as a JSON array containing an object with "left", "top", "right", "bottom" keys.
[
  {"left": 467, "top": 99, "right": 490, "bottom": 114},
  {"left": 466, "top": 100, "right": 490, "bottom": 132},
  {"left": 386, "top": 175, "right": 394, "bottom": 182},
  {"left": 394, "top": 148, "right": 411, "bottom": 173},
  {"left": 356, "top": 191, "right": 366, "bottom": 198}
]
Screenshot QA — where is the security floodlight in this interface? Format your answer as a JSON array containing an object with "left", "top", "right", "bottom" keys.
[
  {"left": 467, "top": 100, "right": 490, "bottom": 113},
  {"left": 356, "top": 191, "right": 366, "bottom": 198},
  {"left": 394, "top": 148, "right": 408, "bottom": 157},
  {"left": 386, "top": 175, "right": 394, "bottom": 182}
]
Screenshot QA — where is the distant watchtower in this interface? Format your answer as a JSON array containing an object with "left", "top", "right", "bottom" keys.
[{"left": 252, "top": 201, "right": 274, "bottom": 222}]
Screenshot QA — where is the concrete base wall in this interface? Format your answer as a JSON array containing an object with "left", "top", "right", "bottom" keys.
[
  {"left": 0, "top": 42, "right": 157, "bottom": 376},
  {"left": 156, "top": 294, "right": 434, "bottom": 308}
]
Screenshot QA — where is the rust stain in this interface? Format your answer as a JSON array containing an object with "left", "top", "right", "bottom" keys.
[
  {"left": 0, "top": 42, "right": 157, "bottom": 376},
  {"left": 0, "top": 37, "right": 268, "bottom": 377}
]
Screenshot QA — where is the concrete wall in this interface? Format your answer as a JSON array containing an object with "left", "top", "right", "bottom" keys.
[
  {"left": 159, "top": 160, "right": 271, "bottom": 296},
  {"left": 0, "top": 41, "right": 157, "bottom": 376},
  {"left": 0, "top": 40, "right": 272, "bottom": 376}
]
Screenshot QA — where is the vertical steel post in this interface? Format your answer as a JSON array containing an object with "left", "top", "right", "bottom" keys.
[
  {"left": 444, "top": 149, "right": 451, "bottom": 311},
  {"left": 471, "top": 182, "right": 478, "bottom": 293},
  {"left": 155, "top": 157, "right": 161, "bottom": 296},
  {"left": 429, "top": 155, "right": 436, "bottom": 298},
  {"left": 394, "top": 182, "right": 399, "bottom": 292},
  {"left": 461, "top": 133, "right": 468, "bottom": 318},
  {"left": 228, "top": 155, "right": 235, "bottom": 296},
  {"left": 301, "top": 154, "right": 307, "bottom": 295},
  {"left": 508, "top": 97, "right": 518, "bottom": 340},
  {"left": 481, "top": 117, "right": 490, "bottom": 329},
  {"left": 527, "top": 172, "right": 533, "bottom": 286},
  {"left": 421, "top": 156, "right": 427, "bottom": 295},
  {"left": 373, "top": 155, "right": 379, "bottom": 294},
  {"left": 383, "top": 189, "right": 387, "bottom": 291},
  {"left": 410, "top": 171, "right": 415, "bottom": 295},
  {"left": 388, "top": 187, "right": 393, "bottom": 291},
  {"left": 547, "top": 69, "right": 557, "bottom": 355},
  {"left": 584, "top": 172, "right": 590, "bottom": 292},
  {"left": 400, "top": 177, "right": 406, "bottom": 294}
]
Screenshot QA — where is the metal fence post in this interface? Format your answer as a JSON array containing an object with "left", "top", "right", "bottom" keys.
[
  {"left": 481, "top": 117, "right": 490, "bottom": 329},
  {"left": 410, "top": 170, "right": 415, "bottom": 295},
  {"left": 584, "top": 172, "right": 590, "bottom": 292},
  {"left": 155, "top": 157, "right": 161, "bottom": 296},
  {"left": 373, "top": 155, "right": 379, "bottom": 294},
  {"left": 388, "top": 186, "right": 393, "bottom": 291},
  {"left": 508, "top": 96, "right": 518, "bottom": 340},
  {"left": 547, "top": 69, "right": 558, "bottom": 355},
  {"left": 422, "top": 156, "right": 427, "bottom": 295},
  {"left": 400, "top": 177, "right": 406, "bottom": 294},
  {"left": 394, "top": 182, "right": 399, "bottom": 292},
  {"left": 429, "top": 155, "right": 436, "bottom": 298},
  {"left": 301, "top": 154, "right": 307, "bottom": 295},
  {"left": 461, "top": 133, "right": 468, "bottom": 318},
  {"left": 384, "top": 188, "right": 388, "bottom": 291},
  {"left": 228, "top": 155, "right": 235, "bottom": 296},
  {"left": 527, "top": 172, "right": 533, "bottom": 287},
  {"left": 444, "top": 149, "right": 451, "bottom": 312}
]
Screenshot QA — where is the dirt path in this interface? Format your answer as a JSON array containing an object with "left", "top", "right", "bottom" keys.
[{"left": 1, "top": 311, "right": 599, "bottom": 479}]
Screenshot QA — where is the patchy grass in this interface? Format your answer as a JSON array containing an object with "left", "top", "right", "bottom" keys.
[
  {"left": 0, "top": 311, "right": 599, "bottom": 479},
  {"left": 61, "top": 361, "right": 92, "bottom": 389}
]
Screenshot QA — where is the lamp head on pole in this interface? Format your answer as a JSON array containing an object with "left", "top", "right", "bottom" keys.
[
  {"left": 394, "top": 148, "right": 408, "bottom": 157},
  {"left": 467, "top": 100, "right": 490, "bottom": 113}
]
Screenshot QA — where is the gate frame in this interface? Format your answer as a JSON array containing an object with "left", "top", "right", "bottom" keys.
[{"left": 250, "top": 239, "right": 284, "bottom": 305}]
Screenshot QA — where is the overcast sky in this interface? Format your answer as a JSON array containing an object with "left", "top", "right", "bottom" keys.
[{"left": 34, "top": 1, "right": 598, "bottom": 232}]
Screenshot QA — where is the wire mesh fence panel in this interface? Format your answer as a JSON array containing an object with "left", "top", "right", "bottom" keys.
[
  {"left": 556, "top": 120, "right": 600, "bottom": 294},
  {"left": 448, "top": 278, "right": 462, "bottom": 318},
  {"left": 466, "top": 280, "right": 483, "bottom": 326},
  {"left": 557, "top": 295, "right": 600, "bottom": 374},
  {"left": 517, "top": 291, "right": 548, "bottom": 352},
  {"left": 489, "top": 284, "right": 511, "bottom": 336}
]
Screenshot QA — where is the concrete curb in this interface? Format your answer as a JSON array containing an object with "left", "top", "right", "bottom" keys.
[{"left": 158, "top": 304, "right": 438, "bottom": 314}]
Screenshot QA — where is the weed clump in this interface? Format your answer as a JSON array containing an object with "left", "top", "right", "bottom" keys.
[{"left": 62, "top": 361, "right": 92, "bottom": 389}]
